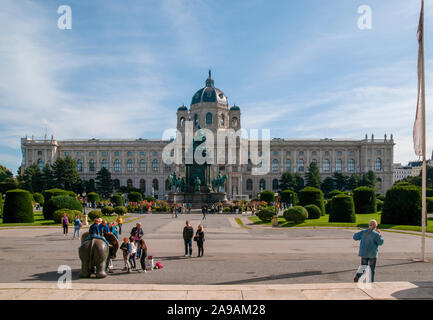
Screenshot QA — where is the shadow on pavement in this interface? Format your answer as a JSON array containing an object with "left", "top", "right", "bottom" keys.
[
  {"left": 23, "top": 269, "right": 82, "bottom": 282},
  {"left": 215, "top": 271, "right": 323, "bottom": 285}
]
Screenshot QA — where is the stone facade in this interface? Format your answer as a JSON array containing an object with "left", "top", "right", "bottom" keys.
[{"left": 20, "top": 73, "right": 395, "bottom": 198}]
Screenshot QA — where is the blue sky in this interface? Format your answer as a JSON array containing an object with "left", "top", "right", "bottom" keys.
[{"left": 1, "top": 0, "right": 432, "bottom": 174}]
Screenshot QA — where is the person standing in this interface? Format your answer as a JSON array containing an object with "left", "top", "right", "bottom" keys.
[
  {"left": 353, "top": 219, "right": 384, "bottom": 283},
  {"left": 61, "top": 212, "right": 69, "bottom": 235},
  {"left": 129, "top": 237, "right": 137, "bottom": 269},
  {"left": 116, "top": 215, "right": 123, "bottom": 235},
  {"left": 201, "top": 206, "right": 207, "bottom": 220},
  {"left": 195, "top": 225, "right": 205, "bottom": 257},
  {"left": 138, "top": 239, "right": 148, "bottom": 273},
  {"left": 120, "top": 237, "right": 131, "bottom": 273},
  {"left": 130, "top": 223, "right": 144, "bottom": 259},
  {"left": 73, "top": 216, "right": 82, "bottom": 239},
  {"left": 183, "top": 221, "right": 194, "bottom": 257}
]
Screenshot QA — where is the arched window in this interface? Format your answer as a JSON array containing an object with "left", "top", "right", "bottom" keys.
[
  {"left": 194, "top": 114, "right": 198, "bottom": 126},
  {"left": 311, "top": 159, "right": 317, "bottom": 164},
  {"left": 140, "top": 179, "right": 146, "bottom": 192},
  {"left": 298, "top": 159, "right": 304, "bottom": 172},
  {"left": 152, "top": 159, "right": 159, "bottom": 172},
  {"left": 259, "top": 179, "right": 266, "bottom": 190},
  {"left": 102, "top": 159, "right": 108, "bottom": 169},
  {"left": 114, "top": 159, "right": 120, "bottom": 172},
  {"left": 127, "top": 179, "right": 133, "bottom": 188},
  {"left": 140, "top": 159, "right": 146, "bottom": 171},
  {"left": 220, "top": 114, "right": 225, "bottom": 126},
  {"left": 323, "top": 159, "right": 330, "bottom": 172},
  {"left": 272, "top": 179, "right": 279, "bottom": 190},
  {"left": 232, "top": 117, "right": 238, "bottom": 127},
  {"left": 165, "top": 179, "right": 170, "bottom": 191},
  {"left": 336, "top": 159, "right": 343, "bottom": 172},
  {"left": 272, "top": 159, "right": 279, "bottom": 173},
  {"left": 89, "top": 159, "right": 95, "bottom": 172},
  {"left": 127, "top": 159, "right": 133, "bottom": 171},
  {"left": 206, "top": 112, "right": 213, "bottom": 124},
  {"left": 348, "top": 159, "right": 355, "bottom": 172},
  {"left": 285, "top": 159, "right": 291, "bottom": 172},
  {"left": 375, "top": 158, "right": 382, "bottom": 171},
  {"left": 152, "top": 179, "right": 159, "bottom": 191},
  {"left": 246, "top": 179, "right": 253, "bottom": 191},
  {"left": 77, "top": 159, "right": 83, "bottom": 172},
  {"left": 37, "top": 159, "right": 44, "bottom": 170},
  {"left": 180, "top": 117, "right": 185, "bottom": 128}
]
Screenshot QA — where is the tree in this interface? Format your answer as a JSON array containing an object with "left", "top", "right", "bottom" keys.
[
  {"left": 20, "top": 164, "right": 43, "bottom": 193},
  {"left": 361, "top": 170, "right": 377, "bottom": 189},
  {"left": 333, "top": 172, "right": 348, "bottom": 191},
  {"left": 96, "top": 167, "right": 113, "bottom": 198},
  {"left": 0, "top": 177, "right": 19, "bottom": 194},
  {"left": 306, "top": 162, "right": 321, "bottom": 189},
  {"left": 347, "top": 173, "right": 361, "bottom": 191},
  {"left": 84, "top": 180, "right": 96, "bottom": 193},
  {"left": 41, "top": 164, "right": 55, "bottom": 190},
  {"left": 279, "top": 171, "right": 296, "bottom": 191},
  {"left": 51, "top": 157, "right": 82, "bottom": 191},
  {"left": 321, "top": 177, "right": 336, "bottom": 198},
  {"left": 293, "top": 173, "right": 305, "bottom": 193},
  {"left": 0, "top": 165, "right": 13, "bottom": 183}
]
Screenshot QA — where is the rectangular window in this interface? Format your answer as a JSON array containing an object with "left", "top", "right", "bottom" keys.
[
  {"left": 89, "top": 152, "right": 95, "bottom": 156},
  {"left": 65, "top": 152, "right": 69, "bottom": 157},
  {"left": 38, "top": 151, "right": 42, "bottom": 155},
  {"left": 140, "top": 152, "right": 146, "bottom": 156},
  {"left": 77, "top": 152, "right": 82, "bottom": 156},
  {"left": 114, "top": 151, "right": 120, "bottom": 156},
  {"left": 102, "top": 152, "right": 108, "bottom": 156},
  {"left": 127, "top": 151, "right": 133, "bottom": 156}
]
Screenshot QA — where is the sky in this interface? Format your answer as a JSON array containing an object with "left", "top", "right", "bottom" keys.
[{"left": 1, "top": 0, "right": 432, "bottom": 174}]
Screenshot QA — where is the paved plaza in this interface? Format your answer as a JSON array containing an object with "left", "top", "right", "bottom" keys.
[{"left": 0, "top": 213, "right": 432, "bottom": 288}]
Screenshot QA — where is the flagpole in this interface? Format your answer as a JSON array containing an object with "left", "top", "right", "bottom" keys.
[{"left": 421, "top": 0, "right": 427, "bottom": 262}]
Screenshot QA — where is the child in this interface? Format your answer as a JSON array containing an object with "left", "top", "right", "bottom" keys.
[
  {"left": 139, "top": 239, "right": 148, "bottom": 273},
  {"left": 129, "top": 236, "right": 137, "bottom": 269},
  {"left": 120, "top": 237, "right": 131, "bottom": 273}
]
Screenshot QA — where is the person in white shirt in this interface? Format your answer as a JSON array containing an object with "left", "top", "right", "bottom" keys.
[{"left": 128, "top": 237, "right": 137, "bottom": 269}]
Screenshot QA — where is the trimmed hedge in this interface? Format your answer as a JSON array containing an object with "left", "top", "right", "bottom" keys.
[
  {"left": 88, "top": 210, "right": 103, "bottom": 221},
  {"left": 377, "top": 195, "right": 386, "bottom": 202},
  {"left": 299, "top": 187, "right": 325, "bottom": 216},
  {"left": 53, "top": 209, "right": 82, "bottom": 224},
  {"left": 382, "top": 185, "right": 421, "bottom": 226},
  {"left": 33, "top": 192, "right": 44, "bottom": 205},
  {"left": 353, "top": 187, "right": 377, "bottom": 214},
  {"left": 3, "top": 189, "right": 34, "bottom": 223},
  {"left": 114, "top": 206, "right": 127, "bottom": 215},
  {"left": 145, "top": 195, "right": 156, "bottom": 201},
  {"left": 305, "top": 204, "right": 321, "bottom": 220},
  {"left": 101, "top": 206, "right": 115, "bottom": 216},
  {"left": 128, "top": 191, "right": 142, "bottom": 203},
  {"left": 284, "top": 206, "right": 308, "bottom": 223},
  {"left": 325, "top": 199, "right": 332, "bottom": 214},
  {"left": 111, "top": 193, "right": 125, "bottom": 207},
  {"left": 280, "top": 190, "right": 298, "bottom": 205},
  {"left": 328, "top": 190, "right": 343, "bottom": 199},
  {"left": 259, "top": 190, "right": 275, "bottom": 203},
  {"left": 43, "top": 195, "right": 82, "bottom": 220},
  {"left": 427, "top": 188, "right": 433, "bottom": 198},
  {"left": 377, "top": 199, "right": 384, "bottom": 212},
  {"left": 87, "top": 192, "right": 100, "bottom": 204},
  {"left": 329, "top": 194, "right": 356, "bottom": 223},
  {"left": 257, "top": 206, "right": 275, "bottom": 222},
  {"left": 43, "top": 188, "right": 69, "bottom": 204}
]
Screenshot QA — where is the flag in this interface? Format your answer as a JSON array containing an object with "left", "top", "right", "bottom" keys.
[{"left": 414, "top": 0, "right": 425, "bottom": 156}]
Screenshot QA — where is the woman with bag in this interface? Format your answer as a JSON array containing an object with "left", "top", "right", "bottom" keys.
[
  {"left": 138, "top": 239, "right": 148, "bottom": 273},
  {"left": 194, "top": 225, "right": 205, "bottom": 257}
]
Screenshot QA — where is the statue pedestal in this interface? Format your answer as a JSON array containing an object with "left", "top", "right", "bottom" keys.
[
  {"left": 168, "top": 192, "right": 228, "bottom": 209},
  {"left": 82, "top": 215, "right": 89, "bottom": 226}
]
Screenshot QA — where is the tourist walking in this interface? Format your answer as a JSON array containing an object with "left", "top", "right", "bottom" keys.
[
  {"left": 61, "top": 212, "right": 69, "bottom": 235},
  {"left": 116, "top": 215, "right": 123, "bottom": 235},
  {"left": 120, "top": 237, "right": 131, "bottom": 273},
  {"left": 353, "top": 219, "right": 384, "bottom": 283},
  {"left": 73, "top": 216, "right": 82, "bottom": 239},
  {"left": 129, "top": 237, "right": 137, "bottom": 269},
  {"left": 194, "top": 225, "right": 205, "bottom": 257},
  {"left": 183, "top": 221, "right": 194, "bottom": 257},
  {"left": 202, "top": 206, "right": 207, "bottom": 220},
  {"left": 138, "top": 239, "right": 148, "bottom": 273},
  {"left": 109, "top": 222, "right": 119, "bottom": 239},
  {"left": 130, "top": 223, "right": 144, "bottom": 258}
]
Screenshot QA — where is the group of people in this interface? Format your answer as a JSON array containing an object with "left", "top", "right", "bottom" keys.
[{"left": 183, "top": 220, "right": 205, "bottom": 257}]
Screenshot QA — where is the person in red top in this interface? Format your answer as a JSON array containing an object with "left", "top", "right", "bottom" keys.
[{"left": 61, "top": 212, "right": 69, "bottom": 235}]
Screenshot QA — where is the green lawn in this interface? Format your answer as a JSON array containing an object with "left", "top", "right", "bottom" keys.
[{"left": 249, "top": 213, "right": 433, "bottom": 233}]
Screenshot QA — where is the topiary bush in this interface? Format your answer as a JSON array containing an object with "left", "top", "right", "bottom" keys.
[
  {"left": 43, "top": 195, "right": 82, "bottom": 220},
  {"left": 114, "top": 206, "right": 127, "bottom": 215},
  {"left": 280, "top": 190, "right": 298, "bottom": 206},
  {"left": 88, "top": 210, "right": 103, "bottom": 221},
  {"left": 325, "top": 199, "right": 332, "bottom": 214},
  {"left": 353, "top": 187, "right": 377, "bottom": 214},
  {"left": 382, "top": 185, "right": 421, "bottom": 226},
  {"left": 0, "top": 197, "right": 3, "bottom": 216},
  {"left": 257, "top": 206, "right": 275, "bottom": 222},
  {"left": 329, "top": 194, "right": 356, "bottom": 223},
  {"left": 145, "top": 195, "right": 156, "bottom": 201},
  {"left": 299, "top": 187, "right": 325, "bottom": 216},
  {"left": 376, "top": 199, "right": 384, "bottom": 212},
  {"left": 101, "top": 206, "right": 115, "bottom": 216},
  {"left": 53, "top": 209, "right": 83, "bottom": 224},
  {"left": 128, "top": 191, "right": 142, "bottom": 203},
  {"left": 33, "top": 192, "right": 44, "bottom": 205},
  {"left": 67, "top": 191, "right": 78, "bottom": 199},
  {"left": 87, "top": 192, "right": 100, "bottom": 204},
  {"left": 304, "top": 204, "right": 321, "bottom": 220},
  {"left": 426, "top": 188, "right": 433, "bottom": 198},
  {"left": 284, "top": 206, "right": 308, "bottom": 223},
  {"left": 43, "top": 188, "right": 69, "bottom": 204},
  {"left": 259, "top": 190, "right": 275, "bottom": 203},
  {"left": 377, "top": 195, "right": 386, "bottom": 202},
  {"left": 3, "top": 189, "right": 34, "bottom": 223},
  {"left": 328, "top": 190, "right": 343, "bottom": 199},
  {"left": 111, "top": 193, "right": 125, "bottom": 207}
]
